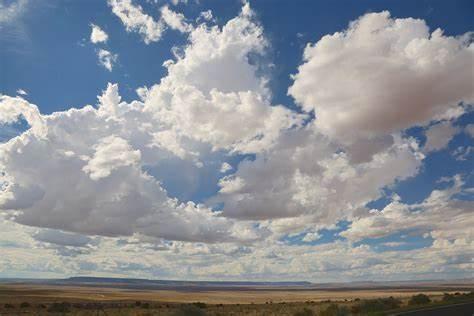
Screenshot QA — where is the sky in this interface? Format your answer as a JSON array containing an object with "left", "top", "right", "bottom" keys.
[{"left": 0, "top": 0, "right": 473, "bottom": 282}]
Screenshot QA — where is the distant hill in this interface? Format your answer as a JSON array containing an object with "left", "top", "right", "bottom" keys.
[
  {"left": 0, "top": 276, "right": 472, "bottom": 292},
  {"left": 65, "top": 276, "right": 312, "bottom": 287},
  {"left": 0, "top": 276, "right": 313, "bottom": 291}
]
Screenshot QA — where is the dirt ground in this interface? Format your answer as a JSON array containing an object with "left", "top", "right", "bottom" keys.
[
  {"left": 1, "top": 284, "right": 472, "bottom": 304},
  {"left": 0, "top": 285, "right": 459, "bottom": 303},
  {"left": 0, "top": 284, "right": 472, "bottom": 315}
]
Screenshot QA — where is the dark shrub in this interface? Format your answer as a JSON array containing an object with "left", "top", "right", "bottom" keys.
[
  {"left": 320, "top": 304, "right": 349, "bottom": 316},
  {"left": 293, "top": 307, "right": 315, "bottom": 316},
  {"left": 141, "top": 302, "right": 150, "bottom": 309},
  {"left": 443, "top": 293, "right": 455, "bottom": 301},
  {"left": 4, "top": 303, "right": 14, "bottom": 309},
  {"left": 173, "top": 304, "right": 207, "bottom": 316},
  {"left": 351, "top": 304, "right": 361, "bottom": 314},
  {"left": 48, "top": 302, "right": 71, "bottom": 313},
  {"left": 85, "top": 302, "right": 102, "bottom": 309},
  {"left": 353, "top": 296, "right": 401, "bottom": 314},
  {"left": 135, "top": 300, "right": 142, "bottom": 307},
  {"left": 20, "top": 302, "right": 30, "bottom": 308},
  {"left": 408, "top": 294, "right": 431, "bottom": 305},
  {"left": 193, "top": 302, "right": 207, "bottom": 308}
]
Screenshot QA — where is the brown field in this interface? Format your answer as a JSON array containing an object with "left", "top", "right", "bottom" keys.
[
  {"left": 0, "top": 283, "right": 472, "bottom": 315},
  {"left": 0, "top": 284, "right": 471, "bottom": 304}
]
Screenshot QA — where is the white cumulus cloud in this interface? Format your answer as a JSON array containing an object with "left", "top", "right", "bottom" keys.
[
  {"left": 108, "top": 0, "right": 165, "bottom": 44},
  {"left": 83, "top": 136, "right": 141, "bottom": 180},
  {"left": 289, "top": 11, "right": 474, "bottom": 144},
  {"left": 90, "top": 23, "right": 108, "bottom": 43},
  {"left": 97, "top": 49, "right": 117, "bottom": 71},
  {"left": 160, "top": 5, "right": 191, "bottom": 33},
  {"left": 341, "top": 176, "right": 473, "bottom": 246},
  {"left": 0, "top": 86, "right": 259, "bottom": 243}
]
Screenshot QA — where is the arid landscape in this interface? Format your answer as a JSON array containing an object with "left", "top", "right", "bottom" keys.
[{"left": 0, "top": 278, "right": 473, "bottom": 315}]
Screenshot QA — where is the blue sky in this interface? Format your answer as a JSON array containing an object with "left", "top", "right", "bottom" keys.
[
  {"left": 0, "top": 0, "right": 473, "bottom": 281},
  {"left": 3, "top": 1, "right": 473, "bottom": 113}
]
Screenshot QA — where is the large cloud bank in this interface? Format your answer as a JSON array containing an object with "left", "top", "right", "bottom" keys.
[
  {"left": 0, "top": 5, "right": 473, "bottom": 280},
  {"left": 0, "top": 5, "right": 280, "bottom": 243}
]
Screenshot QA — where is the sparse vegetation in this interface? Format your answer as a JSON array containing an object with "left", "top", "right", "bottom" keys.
[
  {"left": 0, "top": 284, "right": 473, "bottom": 315},
  {"left": 47, "top": 302, "right": 72, "bottom": 313},
  {"left": 293, "top": 307, "right": 315, "bottom": 316},
  {"left": 320, "top": 303, "right": 349, "bottom": 316},
  {"left": 173, "top": 304, "right": 207, "bottom": 316},
  {"left": 442, "top": 291, "right": 474, "bottom": 303},
  {"left": 351, "top": 296, "right": 401, "bottom": 314},
  {"left": 193, "top": 301, "right": 207, "bottom": 308},
  {"left": 408, "top": 293, "right": 431, "bottom": 305}
]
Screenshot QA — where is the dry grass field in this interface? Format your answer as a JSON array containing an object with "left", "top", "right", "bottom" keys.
[
  {"left": 0, "top": 284, "right": 469, "bottom": 304},
  {"left": 0, "top": 283, "right": 473, "bottom": 315}
]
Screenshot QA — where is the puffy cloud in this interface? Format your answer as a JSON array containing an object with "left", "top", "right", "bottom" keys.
[
  {"left": 0, "top": 95, "right": 46, "bottom": 137},
  {"left": 90, "top": 23, "right": 108, "bottom": 43},
  {"left": 160, "top": 6, "right": 191, "bottom": 33},
  {"left": 215, "top": 128, "right": 422, "bottom": 228},
  {"left": 423, "top": 121, "right": 459, "bottom": 153},
  {"left": 2, "top": 4, "right": 290, "bottom": 244},
  {"left": 150, "top": 129, "right": 189, "bottom": 160},
  {"left": 341, "top": 175, "right": 474, "bottom": 245},
  {"left": 0, "top": 4, "right": 304, "bottom": 245},
  {"left": 1, "top": 211, "right": 471, "bottom": 280},
  {"left": 83, "top": 136, "right": 141, "bottom": 180},
  {"left": 0, "top": 88, "right": 257, "bottom": 243},
  {"left": 1, "top": 177, "right": 471, "bottom": 280},
  {"left": 159, "top": 3, "right": 265, "bottom": 95},
  {"left": 97, "top": 49, "right": 117, "bottom": 71},
  {"left": 1, "top": 6, "right": 472, "bottom": 282},
  {"left": 143, "top": 4, "right": 304, "bottom": 153},
  {"left": 108, "top": 0, "right": 165, "bottom": 44},
  {"left": 145, "top": 88, "right": 303, "bottom": 153},
  {"left": 289, "top": 11, "right": 474, "bottom": 144},
  {"left": 218, "top": 175, "right": 245, "bottom": 193},
  {"left": 86, "top": 234, "right": 470, "bottom": 281}
]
